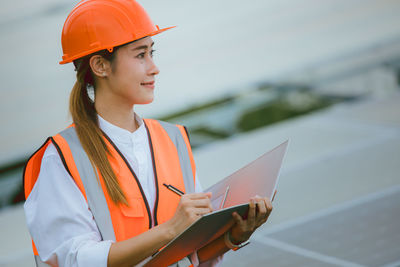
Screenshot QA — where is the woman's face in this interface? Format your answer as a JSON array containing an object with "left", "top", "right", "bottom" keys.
[{"left": 104, "top": 36, "right": 160, "bottom": 106}]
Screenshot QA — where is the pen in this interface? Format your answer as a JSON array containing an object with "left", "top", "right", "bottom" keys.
[{"left": 163, "top": 183, "right": 184, "bottom": 196}]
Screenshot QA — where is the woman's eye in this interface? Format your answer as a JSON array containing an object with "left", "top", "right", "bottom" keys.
[{"left": 136, "top": 50, "right": 155, "bottom": 59}]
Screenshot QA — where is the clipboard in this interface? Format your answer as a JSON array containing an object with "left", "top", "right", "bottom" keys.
[
  {"left": 144, "top": 204, "right": 249, "bottom": 267},
  {"left": 144, "top": 140, "right": 289, "bottom": 267}
]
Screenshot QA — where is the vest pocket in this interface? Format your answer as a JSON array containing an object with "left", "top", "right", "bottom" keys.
[{"left": 120, "top": 197, "right": 145, "bottom": 218}]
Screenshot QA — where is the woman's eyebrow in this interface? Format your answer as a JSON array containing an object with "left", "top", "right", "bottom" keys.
[{"left": 132, "top": 42, "right": 154, "bottom": 51}]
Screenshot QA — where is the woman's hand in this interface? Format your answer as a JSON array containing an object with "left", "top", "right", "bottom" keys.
[
  {"left": 166, "top": 192, "right": 213, "bottom": 238},
  {"left": 229, "top": 195, "right": 273, "bottom": 244},
  {"left": 109, "top": 193, "right": 212, "bottom": 267}
]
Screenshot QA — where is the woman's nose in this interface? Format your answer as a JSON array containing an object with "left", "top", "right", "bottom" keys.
[{"left": 148, "top": 57, "right": 160, "bottom": 76}]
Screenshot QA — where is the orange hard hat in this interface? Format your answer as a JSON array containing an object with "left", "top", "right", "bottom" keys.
[{"left": 59, "top": 0, "right": 175, "bottom": 64}]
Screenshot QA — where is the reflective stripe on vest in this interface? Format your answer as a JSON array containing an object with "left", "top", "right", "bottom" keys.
[
  {"left": 158, "top": 121, "right": 195, "bottom": 194},
  {"left": 59, "top": 126, "right": 117, "bottom": 241},
  {"left": 25, "top": 119, "right": 196, "bottom": 267}
]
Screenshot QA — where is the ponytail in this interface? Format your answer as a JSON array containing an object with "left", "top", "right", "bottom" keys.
[{"left": 69, "top": 52, "right": 128, "bottom": 206}]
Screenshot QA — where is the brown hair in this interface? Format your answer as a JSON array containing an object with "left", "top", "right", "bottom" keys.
[{"left": 70, "top": 49, "right": 128, "bottom": 205}]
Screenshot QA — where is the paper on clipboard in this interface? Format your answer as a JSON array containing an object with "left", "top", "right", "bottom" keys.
[{"left": 207, "top": 140, "right": 289, "bottom": 210}]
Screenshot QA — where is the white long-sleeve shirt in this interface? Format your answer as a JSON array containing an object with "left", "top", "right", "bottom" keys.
[{"left": 24, "top": 113, "right": 220, "bottom": 267}]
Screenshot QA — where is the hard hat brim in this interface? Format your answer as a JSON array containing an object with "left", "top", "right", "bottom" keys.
[{"left": 59, "top": 25, "right": 176, "bottom": 65}]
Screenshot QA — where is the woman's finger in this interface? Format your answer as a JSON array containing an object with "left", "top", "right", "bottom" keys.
[
  {"left": 262, "top": 198, "right": 273, "bottom": 222},
  {"left": 186, "top": 192, "right": 212, "bottom": 200},
  {"left": 256, "top": 198, "right": 267, "bottom": 223},
  {"left": 264, "top": 198, "right": 273, "bottom": 214},
  {"left": 191, "top": 198, "right": 213, "bottom": 209},
  {"left": 194, "top": 207, "right": 213, "bottom": 216},
  {"left": 232, "top": 211, "right": 244, "bottom": 226},
  {"left": 247, "top": 199, "right": 256, "bottom": 229}
]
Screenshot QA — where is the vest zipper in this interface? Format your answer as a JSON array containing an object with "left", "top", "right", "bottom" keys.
[
  {"left": 144, "top": 120, "right": 160, "bottom": 227},
  {"left": 102, "top": 132, "right": 153, "bottom": 230}
]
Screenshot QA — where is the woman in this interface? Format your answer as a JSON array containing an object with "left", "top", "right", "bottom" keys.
[{"left": 23, "top": 0, "right": 273, "bottom": 266}]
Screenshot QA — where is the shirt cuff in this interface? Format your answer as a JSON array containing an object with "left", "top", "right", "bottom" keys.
[{"left": 190, "top": 251, "right": 200, "bottom": 267}]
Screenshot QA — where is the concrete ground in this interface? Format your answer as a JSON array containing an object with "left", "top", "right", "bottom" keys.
[
  {"left": 194, "top": 93, "right": 400, "bottom": 267},
  {"left": 1, "top": 92, "right": 399, "bottom": 266}
]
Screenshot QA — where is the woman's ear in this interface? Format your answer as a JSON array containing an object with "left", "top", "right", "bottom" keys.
[{"left": 89, "top": 55, "right": 111, "bottom": 78}]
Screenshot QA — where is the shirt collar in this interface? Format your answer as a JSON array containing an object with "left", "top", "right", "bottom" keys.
[{"left": 98, "top": 112, "right": 146, "bottom": 144}]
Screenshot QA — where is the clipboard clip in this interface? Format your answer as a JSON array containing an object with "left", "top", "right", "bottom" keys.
[{"left": 219, "top": 186, "right": 230, "bottom": 210}]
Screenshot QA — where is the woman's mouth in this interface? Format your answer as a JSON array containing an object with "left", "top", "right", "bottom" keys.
[{"left": 141, "top": 81, "right": 155, "bottom": 89}]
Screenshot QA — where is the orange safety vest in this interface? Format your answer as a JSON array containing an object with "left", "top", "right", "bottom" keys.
[{"left": 24, "top": 119, "right": 196, "bottom": 266}]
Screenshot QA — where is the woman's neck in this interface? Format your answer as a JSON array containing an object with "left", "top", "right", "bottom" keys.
[{"left": 95, "top": 100, "right": 138, "bottom": 133}]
